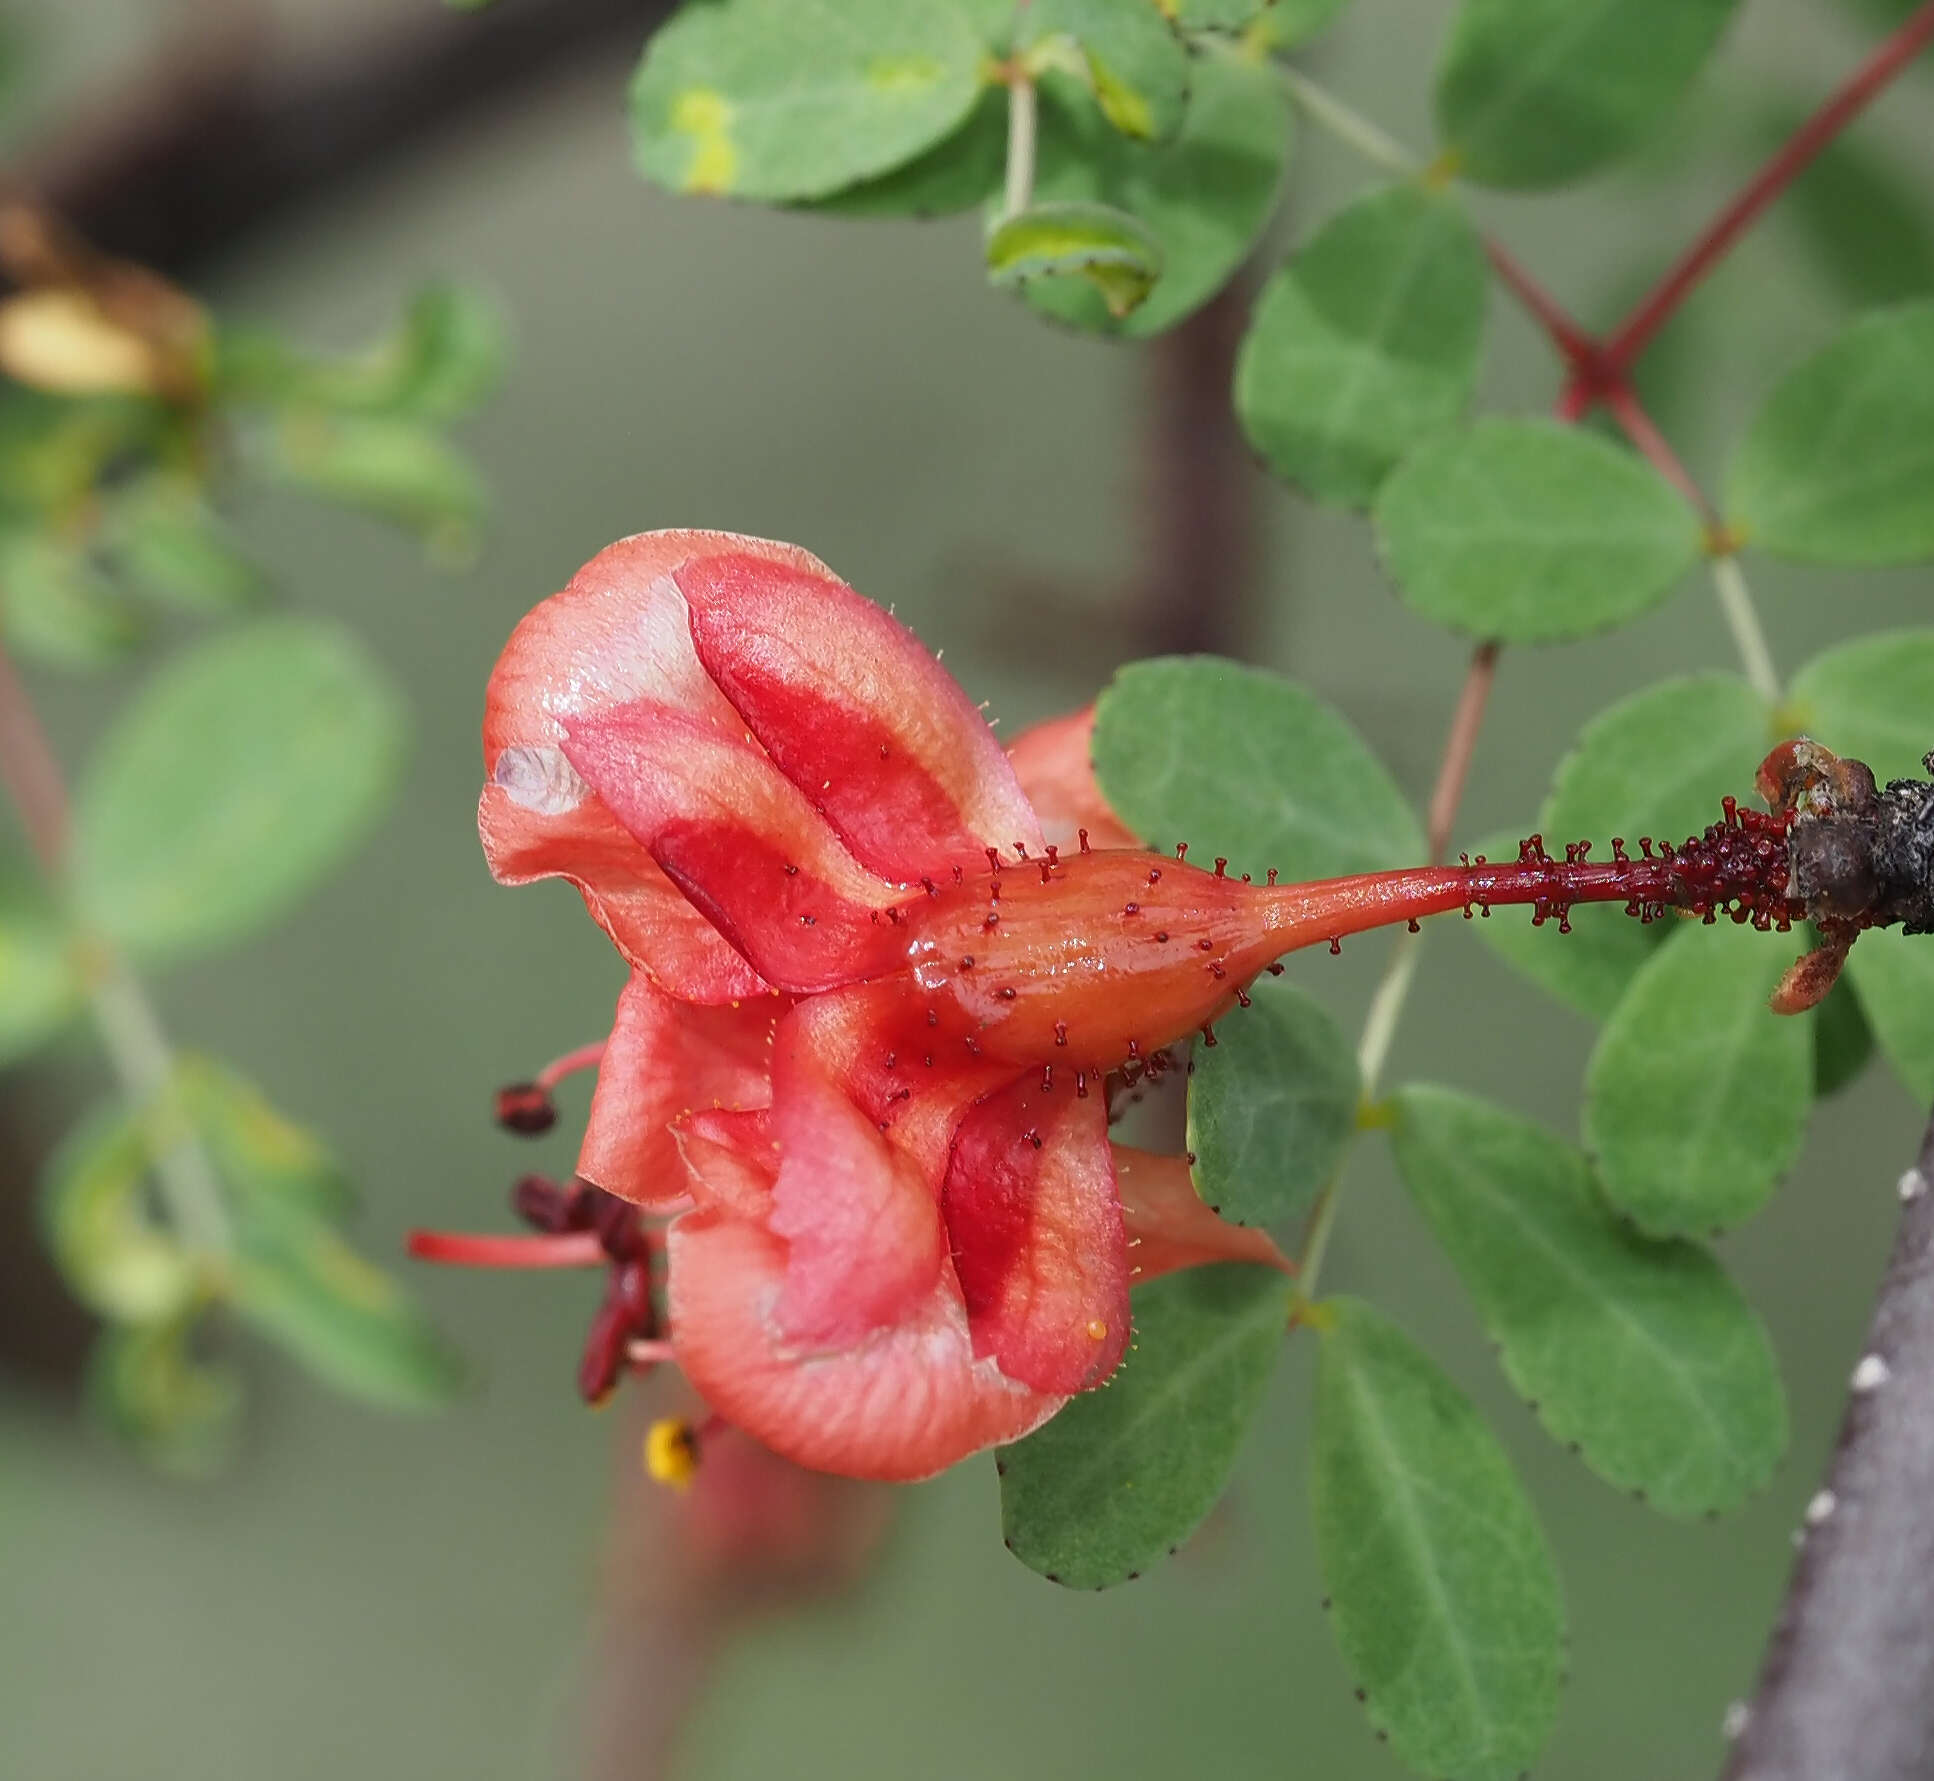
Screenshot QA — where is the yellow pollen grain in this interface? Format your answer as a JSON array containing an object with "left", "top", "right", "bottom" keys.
[
  {"left": 670, "top": 88, "right": 736, "bottom": 194},
  {"left": 644, "top": 1416, "right": 701, "bottom": 1490},
  {"left": 1087, "top": 1319, "right": 1109, "bottom": 1342}
]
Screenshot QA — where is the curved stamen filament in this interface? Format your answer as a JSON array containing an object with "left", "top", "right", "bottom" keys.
[{"left": 406, "top": 1228, "right": 608, "bottom": 1268}]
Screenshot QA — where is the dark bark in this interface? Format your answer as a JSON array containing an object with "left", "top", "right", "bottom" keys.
[{"left": 1721, "top": 1103, "right": 1934, "bottom": 1781}]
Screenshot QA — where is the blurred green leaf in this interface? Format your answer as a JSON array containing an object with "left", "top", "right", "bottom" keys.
[
  {"left": 41, "top": 1101, "right": 198, "bottom": 1323},
  {"left": 1248, "top": 0, "right": 1353, "bottom": 46},
  {"left": 1169, "top": 0, "right": 1267, "bottom": 26},
  {"left": 1788, "top": 629, "right": 1934, "bottom": 786},
  {"left": 1585, "top": 920, "right": 1811, "bottom": 1236},
  {"left": 0, "top": 880, "right": 82, "bottom": 1063},
  {"left": 74, "top": 618, "right": 406, "bottom": 963},
  {"left": 1094, "top": 656, "right": 1423, "bottom": 879},
  {"left": 1311, "top": 1297, "right": 1563, "bottom": 1780},
  {"left": 629, "top": 0, "right": 989, "bottom": 202},
  {"left": 1235, "top": 181, "right": 1487, "bottom": 508},
  {"left": 1464, "top": 827, "right": 1657, "bottom": 1019},
  {"left": 986, "top": 198, "right": 1165, "bottom": 318},
  {"left": 1435, "top": 0, "right": 1741, "bottom": 188},
  {"left": 266, "top": 413, "right": 483, "bottom": 556},
  {"left": 1186, "top": 974, "right": 1357, "bottom": 1225},
  {"left": 87, "top": 1316, "right": 241, "bottom": 1477},
  {"left": 176, "top": 1054, "right": 355, "bottom": 1222},
  {"left": 1544, "top": 673, "right": 1772, "bottom": 850},
  {"left": 1726, "top": 302, "right": 1934, "bottom": 564},
  {"left": 230, "top": 1194, "right": 462, "bottom": 1411},
  {"left": 1374, "top": 417, "right": 1703, "bottom": 641},
  {"left": 1846, "top": 927, "right": 1934, "bottom": 1103},
  {"left": 1813, "top": 971, "right": 1875, "bottom": 1097},
  {"left": 1020, "top": 48, "right": 1293, "bottom": 337},
  {"left": 1769, "top": 111, "right": 1934, "bottom": 306},
  {"left": 0, "top": 528, "right": 142, "bottom": 669},
  {"left": 1392, "top": 1085, "right": 1786, "bottom": 1515},
  {"left": 102, "top": 476, "right": 264, "bottom": 613},
  {"left": 1021, "top": 0, "right": 1190, "bottom": 141},
  {"left": 809, "top": 86, "right": 1008, "bottom": 216},
  {"left": 999, "top": 1262, "right": 1287, "bottom": 1587}
]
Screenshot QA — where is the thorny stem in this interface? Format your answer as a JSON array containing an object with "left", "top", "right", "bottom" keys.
[
  {"left": 1297, "top": 642, "right": 1501, "bottom": 1303},
  {"left": 1001, "top": 69, "right": 1037, "bottom": 221},
  {"left": 0, "top": 637, "right": 231, "bottom": 1252},
  {"left": 1719, "top": 1105, "right": 1934, "bottom": 1781},
  {"left": 1607, "top": 0, "right": 1934, "bottom": 376}
]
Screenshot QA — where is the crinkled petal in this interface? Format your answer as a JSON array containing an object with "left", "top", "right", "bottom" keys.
[
  {"left": 1004, "top": 706, "right": 1137, "bottom": 852},
  {"left": 679, "top": 548, "right": 1043, "bottom": 880},
  {"left": 669, "top": 1210, "right": 1061, "bottom": 1481},
  {"left": 479, "top": 787, "right": 766, "bottom": 1001},
  {"left": 1112, "top": 1146, "right": 1292, "bottom": 1284},
  {"left": 762, "top": 1008, "right": 948, "bottom": 1349},
  {"left": 576, "top": 973, "right": 783, "bottom": 1209},
  {"left": 563, "top": 703, "right": 907, "bottom": 994},
  {"left": 943, "top": 1079, "right": 1129, "bottom": 1395}
]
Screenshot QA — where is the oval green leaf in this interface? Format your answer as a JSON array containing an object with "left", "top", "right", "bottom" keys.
[
  {"left": 268, "top": 414, "right": 483, "bottom": 553},
  {"left": 1464, "top": 826, "right": 1657, "bottom": 1019},
  {"left": 629, "top": 0, "right": 989, "bottom": 202},
  {"left": 177, "top": 1054, "right": 357, "bottom": 1222},
  {"left": 1236, "top": 181, "right": 1488, "bottom": 508},
  {"left": 1187, "top": 974, "right": 1358, "bottom": 1225},
  {"left": 1584, "top": 918, "right": 1812, "bottom": 1236},
  {"left": 1020, "top": 49, "right": 1292, "bottom": 337},
  {"left": 808, "top": 86, "right": 1008, "bottom": 217},
  {"left": 1022, "top": 0, "right": 1190, "bottom": 142},
  {"left": 1093, "top": 655, "right": 1423, "bottom": 879},
  {"left": 103, "top": 477, "right": 264, "bottom": 614},
  {"left": 1392, "top": 1085, "right": 1787, "bottom": 1515},
  {"left": 1727, "top": 302, "right": 1934, "bottom": 564},
  {"left": 999, "top": 1261, "right": 1288, "bottom": 1587},
  {"left": 1375, "top": 417, "right": 1704, "bottom": 641},
  {"left": 40, "top": 1100, "right": 198, "bottom": 1323},
  {"left": 1813, "top": 971, "right": 1875, "bottom": 1097},
  {"left": 986, "top": 197, "right": 1165, "bottom": 318},
  {"left": 1788, "top": 629, "right": 1934, "bottom": 787},
  {"left": 230, "top": 1195, "right": 462, "bottom": 1411},
  {"left": 1435, "top": 0, "right": 1741, "bottom": 188},
  {"left": 0, "top": 528, "right": 142, "bottom": 670},
  {"left": 1846, "top": 926, "right": 1934, "bottom": 1103},
  {"left": 1312, "top": 1296, "right": 1563, "bottom": 1780},
  {"left": 74, "top": 618, "right": 406, "bottom": 963}
]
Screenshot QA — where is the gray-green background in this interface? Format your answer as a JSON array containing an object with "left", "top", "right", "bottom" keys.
[{"left": 5, "top": 1, "right": 1932, "bottom": 1775}]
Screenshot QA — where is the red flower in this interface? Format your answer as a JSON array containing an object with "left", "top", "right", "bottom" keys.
[{"left": 470, "top": 530, "right": 1288, "bottom": 1478}]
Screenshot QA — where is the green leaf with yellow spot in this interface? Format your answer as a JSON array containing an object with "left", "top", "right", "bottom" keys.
[
  {"left": 1019, "top": 48, "right": 1292, "bottom": 337},
  {"left": 629, "top": 0, "right": 990, "bottom": 203},
  {"left": 986, "top": 199, "right": 1165, "bottom": 318},
  {"left": 999, "top": 1262, "right": 1288, "bottom": 1587},
  {"left": 1022, "top": 0, "right": 1190, "bottom": 142},
  {"left": 1312, "top": 1297, "right": 1563, "bottom": 1780}
]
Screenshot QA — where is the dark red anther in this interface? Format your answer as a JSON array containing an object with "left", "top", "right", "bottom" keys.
[
  {"left": 1267, "top": 868, "right": 1278, "bottom": 886},
  {"left": 1155, "top": 930, "right": 1169, "bottom": 943},
  {"left": 960, "top": 955, "right": 975, "bottom": 971},
  {"left": 783, "top": 862, "right": 800, "bottom": 876},
  {"left": 1045, "top": 844, "right": 1059, "bottom": 866},
  {"left": 926, "top": 1006, "right": 939, "bottom": 1027},
  {"left": 1407, "top": 918, "right": 1421, "bottom": 933},
  {"left": 1148, "top": 867, "right": 1162, "bottom": 885},
  {"left": 1039, "top": 860, "right": 1053, "bottom": 884},
  {"left": 921, "top": 875, "right": 938, "bottom": 895},
  {"left": 998, "top": 986, "right": 1018, "bottom": 1000},
  {"left": 495, "top": 1081, "right": 556, "bottom": 1135},
  {"left": 1024, "top": 1129, "right": 1043, "bottom": 1149},
  {"left": 1329, "top": 938, "right": 1342, "bottom": 955},
  {"left": 1076, "top": 1071, "right": 1089, "bottom": 1098},
  {"left": 1197, "top": 938, "right": 1213, "bottom": 952},
  {"left": 1042, "top": 1064, "right": 1054, "bottom": 1092},
  {"left": 1124, "top": 901, "right": 1140, "bottom": 916},
  {"left": 1013, "top": 842, "right": 1029, "bottom": 860}
]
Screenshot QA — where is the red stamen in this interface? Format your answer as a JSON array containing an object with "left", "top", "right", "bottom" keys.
[{"left": 407, "top": 1228, "right": 608, "bottom": 1268}]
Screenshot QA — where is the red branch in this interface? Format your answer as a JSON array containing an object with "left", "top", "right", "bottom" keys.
[
  {"left": 1604, "top": 0, "right": 1934, "bottom": 375},
  {"left": 1485, "top": 239, "right": 1596, "bottom": 369},
  {"left": 1601, "top": 384, "right": 1720, "bottom": 528}
]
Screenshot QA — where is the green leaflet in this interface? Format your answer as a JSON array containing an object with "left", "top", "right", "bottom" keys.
[
  {"left": 1186, "top": 973, "right": 1358, "bottom": 1226},
  {"left": 985, "top": 198, "right": 1165, "bottom": 318},
  {"left": 1021, "top": 0, "right": 1191, "bottom": 142},
  {"left": 1585, "top": 919, "right": 1812, "bottom": 1237},
  {"left": 1312, "top": 1297, "right": 1563, "bottom": 1780},
  {"left": 999, "top": 1262, "right": 1288, "bottom": 1587},
  {"left": 1093, "top": 655, "right": 1422, "bottom": 880},
  {"left": 1392, "top": 1086, "right": 1786, "bottom": 1515},
  {"left": 1235, "top": 181, "right": 1488, "bottom": 509},
  {"left": 1375, "top": 418, "right": 1704, "bottom": 642}
]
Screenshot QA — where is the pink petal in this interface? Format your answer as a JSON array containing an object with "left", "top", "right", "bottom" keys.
[
  {"left": 943, "top": 1079, "right": 1130, "bottom": 1395},
  {"left": 1112, "top": 1146, "right": 1293, "bottom": 1284},
  {"left": 669, "top": 1211, "right": 1061, "bottom": 1481},
  {"left": 1004, "top": 706, "right": 1138, "bottom": 851},
  {"left": 679, "top": 549, "right": 1043, "bottom": 880},
  {"left": 562, "top": 703, "right": 908, "bottom": 994},
  {"left": 762, "top": 1008, "right": 948, "bottom": 1349},
  {"left": 576, "top": 973, "right": 784, "bottom": 1209},
  {"left": 478, "top": 786, "right": 766, "bottom": 1002}
]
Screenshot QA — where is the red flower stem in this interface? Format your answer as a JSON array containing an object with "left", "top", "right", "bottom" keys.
[
  {"left": 1604, "top": 0, "right": 1934, "bottom": 375},
  {"left": 1601, "top": 381, "right": 1720, "bottom": 527},
  {"left": 0, "top": 638, "right": 70, "bottom": 876},
  {"left": 1425, "top": 642, "right": 1501, "bottom": 863},
  {"left": 537, "top": 1040, "right": 607, "bottom": 1091},
  {"left": 407, "top": 1228, "right": 608, "bottom": 1268},
  {"left": 1485, "top": 240, "right": 1596, "bottom": 370}
]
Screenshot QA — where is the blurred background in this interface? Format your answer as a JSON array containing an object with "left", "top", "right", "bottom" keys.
[{"left": 3, "top": 1, "right": 1932, "bottom": 1776}]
